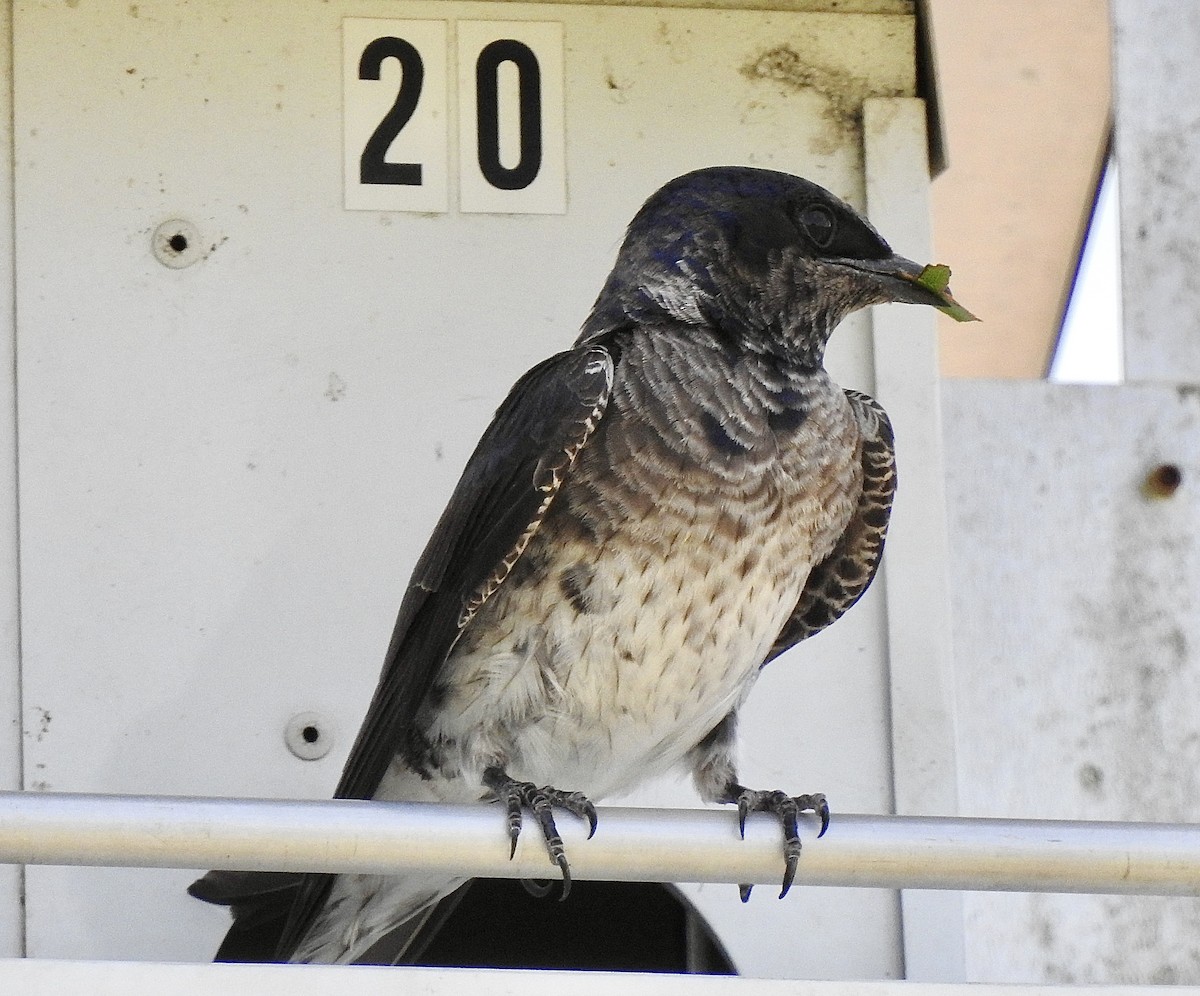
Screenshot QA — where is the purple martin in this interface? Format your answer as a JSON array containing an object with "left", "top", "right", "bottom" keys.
[{"left": 190, "top": 166, "right": 970, "bottom": 964}]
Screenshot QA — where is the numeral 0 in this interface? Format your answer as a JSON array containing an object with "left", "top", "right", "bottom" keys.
[
  {"left": 358, "top": 36, "right": 424, "bottom": 187},
  {"left": 475, "top": 40, "right": 543, "bottom": 191}
]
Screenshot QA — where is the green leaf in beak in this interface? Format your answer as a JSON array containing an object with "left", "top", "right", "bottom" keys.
[{"left": 915, "top": 264, "right": 979, "bottom": 323}]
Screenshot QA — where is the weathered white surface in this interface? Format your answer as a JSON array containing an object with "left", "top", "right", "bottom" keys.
[
  {"left": 1112, "top": 1, "right": 1200, "bottom": 383},
  {"left": 3, "top": 961, "right": 1200, "bottom": 996},
  {"left": 7, "top": 959, "right": 1195, "bottom": 996},
  {"left": 9, "top": 0, "right": 936, "bottom": 977},
  {"left": 0, "top": 0, "right": 24, "bottom": 962},
  {"left": 944, "top": 379, "right": 1200, "bottom": 983},
  {"left": 863, "top": 96, "right": 962, "bottom": 983}
]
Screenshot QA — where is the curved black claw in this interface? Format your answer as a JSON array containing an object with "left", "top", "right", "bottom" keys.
[
  {"left": 483, "top": 767, "right": 597, "bottom": 901},
  {"left": 521, "top": 878, "right": 557, "bottom": 899},
  {"left": 732, "top": 787, "right": 829, "bottom": 899}
]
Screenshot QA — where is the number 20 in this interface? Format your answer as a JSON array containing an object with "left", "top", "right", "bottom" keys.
[{"left": 358, "top": 35, "right": 545, "bottom": 192}]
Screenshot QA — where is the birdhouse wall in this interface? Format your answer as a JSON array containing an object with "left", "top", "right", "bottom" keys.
[
  {"left": 945, "top": 379, "right": 1200, "bottom": 983},
  {"left": 0, "top": 0, "right": 959, "bottom": 980}
]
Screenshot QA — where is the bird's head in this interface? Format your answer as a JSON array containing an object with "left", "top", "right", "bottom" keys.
[{"left": 582, "top": 166, "right": 974, "bottom": 366}]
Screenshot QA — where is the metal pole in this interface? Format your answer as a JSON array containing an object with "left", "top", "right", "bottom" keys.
[{"left": 0, "top": 791, "right": 1197, "bottom": 895}]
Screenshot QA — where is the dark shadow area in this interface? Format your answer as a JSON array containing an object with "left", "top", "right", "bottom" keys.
[{"left": 417, "top": 879, "right": 737, "bottom": 974}]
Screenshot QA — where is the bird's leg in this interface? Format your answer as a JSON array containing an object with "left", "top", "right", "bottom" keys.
[
  {"left": 721, "top": 784, "right": 829, "bottom": 900},
  {"left": 482, "top": 765, "right": 598, "bottom": 900},
  {"left": 689, "top": 712, "right": 829, "bottom": 900}
]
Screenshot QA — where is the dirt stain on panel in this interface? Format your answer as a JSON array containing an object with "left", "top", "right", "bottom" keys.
[{"left": 741, "top": 44, "right": 903, "bottom": 153}]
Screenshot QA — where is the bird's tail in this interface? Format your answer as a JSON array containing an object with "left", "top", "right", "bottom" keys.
[
  {"left": 190, "top": 867, "right": 471, "bottom": 965},
  {"left": 188, "top": 869, "right": 304, "bottom": 962}
]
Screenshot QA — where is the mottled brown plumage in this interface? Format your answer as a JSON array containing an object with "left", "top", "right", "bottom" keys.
[
  {"left": 766, "top": 389, "right": 895, "bottom": 659},
  {"left": 190, "top": 166, "right": 965, "bottom": 965}
]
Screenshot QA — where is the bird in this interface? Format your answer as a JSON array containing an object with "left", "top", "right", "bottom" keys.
[{"left": 189, "top": 165, "right": 972, "bottom": 965}]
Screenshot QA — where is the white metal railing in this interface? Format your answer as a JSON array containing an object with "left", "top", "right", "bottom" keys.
[{"left": 0, "top": 791, "right": 1197, "bottom": 895}]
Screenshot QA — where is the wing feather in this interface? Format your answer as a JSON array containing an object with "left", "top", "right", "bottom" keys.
[
  {"left": 765, "top": 389, "right": 895, "bottom": 663},
  {"left": 270, "top": 344, "right": 614, "bottom": 960},
  {"left": 337, "top": 344, "right": 613, "bottom": 801}
]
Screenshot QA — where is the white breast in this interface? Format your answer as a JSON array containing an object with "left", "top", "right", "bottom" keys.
[{"left": 408, "top": 338, "right": 862, "bottom": 803}]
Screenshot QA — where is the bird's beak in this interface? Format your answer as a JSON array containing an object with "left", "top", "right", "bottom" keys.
[{"left": 841, "top": 255, "right": 979, "bottom": 323}]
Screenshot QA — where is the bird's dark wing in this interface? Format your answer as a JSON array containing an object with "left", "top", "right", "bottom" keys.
[
  {"left": 248, "top": 344, "right": 614, "bottom": 962},
  {"left": 333, "top": 343, "right": 614, "bottom": 801},
  {"left": 764, "top": 389, "right": 895, "bottom": 663}
]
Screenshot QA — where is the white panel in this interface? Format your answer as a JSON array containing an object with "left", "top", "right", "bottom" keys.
[
  {"left": 458, "top": 20, "right": 566, "bottom": 214},
  {"left": 944, "top": 379, "right": 1200, "bottom": 983},
  {"left": 0, "top": 0, "right": 24, "bottom": 962},
  {"left": 12, "top": 0, "right": 920, "bottom": 973},
  {"left": 863, "top": 97, "right": 963, "bottom": 983},
  {"left": 1111, "top": 1, "right": 1200, "bottom": 383},
  {"left": 344, "top": 19, "right": 450, "bottom": 212},
  {"left": 9, "top": 960, "right": 1200, "bottom": 996}
]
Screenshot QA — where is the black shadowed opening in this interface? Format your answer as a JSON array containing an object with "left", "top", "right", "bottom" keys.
[{"left": 416, "top": 880, "right": 736, "bottom": 974}]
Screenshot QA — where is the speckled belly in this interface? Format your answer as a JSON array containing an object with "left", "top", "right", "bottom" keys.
[
  {"left": 440, "top": 514, "right": 818, "bottom": 798},
  {"left": 418, "top": 416, "right": 859, "bottom": 797}
]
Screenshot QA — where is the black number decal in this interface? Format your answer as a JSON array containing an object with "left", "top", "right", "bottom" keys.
[
  {"left": 475, "top": 40, "right": 542, "bottom": 191},
  {"left": 359, "top": 37, "right": 424, "bottom": 186}
]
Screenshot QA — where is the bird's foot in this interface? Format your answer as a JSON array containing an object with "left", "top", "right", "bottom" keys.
[
  {"left": 483, "top": 766, "right": 598, "bottom": 900},
  {"left": 729, "top": 787, "right": 829, "bottom": 900}
]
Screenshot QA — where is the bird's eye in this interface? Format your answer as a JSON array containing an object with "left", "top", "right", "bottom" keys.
[{"left": 797, "top": 204, "right": 836, "bottom": 249}]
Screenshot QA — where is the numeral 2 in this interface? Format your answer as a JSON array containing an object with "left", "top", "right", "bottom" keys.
[{"left": 358, "top": 36, "right": 424, "bottom": 186}]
